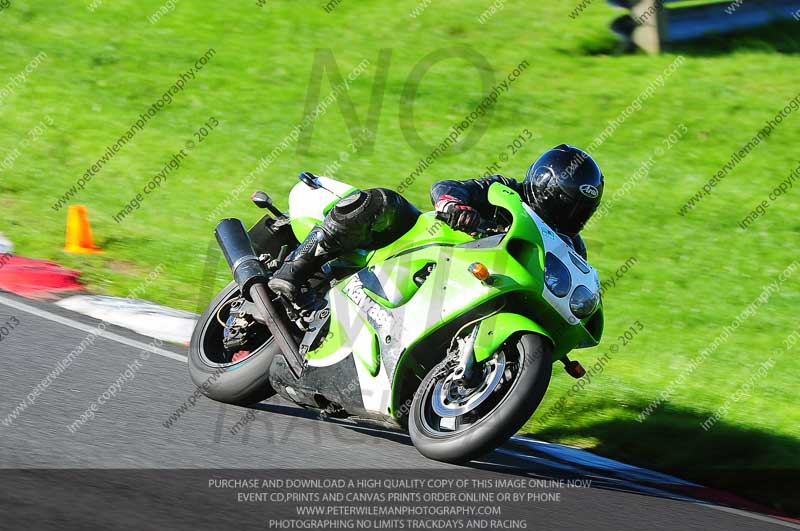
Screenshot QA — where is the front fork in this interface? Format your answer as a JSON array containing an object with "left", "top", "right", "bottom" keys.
[{"left": 452, "top": 325, "right": 480, "bottom": 388}]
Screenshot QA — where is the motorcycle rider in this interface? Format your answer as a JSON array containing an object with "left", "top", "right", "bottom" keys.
[{"left": 268, "top": 144, "right": 604, "bottom": 301}]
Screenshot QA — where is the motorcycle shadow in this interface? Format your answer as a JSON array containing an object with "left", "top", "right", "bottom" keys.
[
  {"left": 246, "top": 400, "right": 649, "bottom": 485},
  {"left": 240, "top": 395, "right": 799, "bottom": 518}
]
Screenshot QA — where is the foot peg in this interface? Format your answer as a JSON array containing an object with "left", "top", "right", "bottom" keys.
[{"left": 267, "top": 276, "right": 299, "bottom": 301}]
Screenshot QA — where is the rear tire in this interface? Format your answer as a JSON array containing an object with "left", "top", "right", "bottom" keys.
[
  {"left": 188, "top": 281, "right": 278, "bottom": 406},
  {"left": 408, "top": 333, "right": 552, "bottom": 463}
]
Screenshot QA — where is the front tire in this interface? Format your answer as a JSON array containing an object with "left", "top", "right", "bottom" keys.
[
  {"left": 408, "top": 333, "right": 552, "bottom": 463},
  {"left": 188, "top": 281, "right": 279, "bottom": 406}
]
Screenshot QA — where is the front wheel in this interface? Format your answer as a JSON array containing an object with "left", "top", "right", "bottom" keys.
[{"left": 408, "top": 333, "right": 552, "bottom": 463}]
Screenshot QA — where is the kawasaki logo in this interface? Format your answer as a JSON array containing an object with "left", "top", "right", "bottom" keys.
[{"left": 343, "top": 278, "right": 394, "bottom": 328}]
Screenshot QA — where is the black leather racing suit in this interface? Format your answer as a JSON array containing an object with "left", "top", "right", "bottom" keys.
[
  {"left": 312, "top": 174, "right": 586, "bottom": 259},
  {"left": 430, "top": 175, "right": 587, "bottom": 258}
]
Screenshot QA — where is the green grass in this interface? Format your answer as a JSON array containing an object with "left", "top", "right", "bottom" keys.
[{"left": 1, "top": 0, "right": 799, "bottom": 514}]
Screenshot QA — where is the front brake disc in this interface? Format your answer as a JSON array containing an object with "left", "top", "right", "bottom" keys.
[{"left": 430, "top": 352, "right": 506, "bottom": 418}]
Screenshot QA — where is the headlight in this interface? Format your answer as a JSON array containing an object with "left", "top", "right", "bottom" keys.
[
  {"left": 544, "top": 253, "right": 571, "bottom": 297},
  {"left": 570, "top": 285, "right": 600, "bottom": 319}
]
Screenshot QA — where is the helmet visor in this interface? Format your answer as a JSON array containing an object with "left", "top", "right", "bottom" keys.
[{"left": 553, "top": 193, "right": 598, "bottom": 235}]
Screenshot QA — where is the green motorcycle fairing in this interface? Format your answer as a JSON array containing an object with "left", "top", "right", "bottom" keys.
[{"left": 287, "top": 179, "right": 603, "bottom": 421}]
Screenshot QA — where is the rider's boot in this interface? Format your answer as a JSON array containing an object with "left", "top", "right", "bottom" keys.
[{"left": 268, "top": 226, "right": 336, "bottom": 301}]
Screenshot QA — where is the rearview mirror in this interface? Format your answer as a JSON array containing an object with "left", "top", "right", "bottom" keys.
[
  {"left": 251, "top": 191, "right": 273, "bottom": 209},
  {"left": 299, "top": 171, "right": 322, "bottom": 190}
]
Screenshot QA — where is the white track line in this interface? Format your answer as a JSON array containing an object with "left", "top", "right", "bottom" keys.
[{"left": 0, "top": 294, "right": 187, "bottom": 363}]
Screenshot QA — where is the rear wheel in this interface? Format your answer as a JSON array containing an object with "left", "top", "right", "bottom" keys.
[
  {"left": 408, "top": 333, "right": 552, "bottom": 463},
  {"left": 188, "top": 281, "right": 279, "bottom": 406}
]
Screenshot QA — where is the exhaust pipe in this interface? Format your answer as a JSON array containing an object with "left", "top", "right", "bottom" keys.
[
  {"left": 215, "top": 218, "right": 305, "bottom": 379},
  {"left": 215, "top": 218, "right": 268, "bottom": 300}
]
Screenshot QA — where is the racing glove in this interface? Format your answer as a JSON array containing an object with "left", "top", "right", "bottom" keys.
[{"left": 435, "top": 194, "right": 481, "bottom": 233}]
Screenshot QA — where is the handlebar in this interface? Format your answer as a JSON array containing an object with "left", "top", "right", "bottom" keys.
[
  {"left": 474, "top": 220, "right": 505, "bottom": 237},
  {"left": 434, "top": 211, "right": 505, "bottom": 238}
]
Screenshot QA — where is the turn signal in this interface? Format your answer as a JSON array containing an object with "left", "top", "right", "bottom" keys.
[
  {"left": 564, "top": 359, "right": 586, "bottom": 379},
  {"left": 468, "top": 262, "right": 491, "bottom": 282}
]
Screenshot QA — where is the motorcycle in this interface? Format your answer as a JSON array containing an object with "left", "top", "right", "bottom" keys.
[{"left": 189, "top": 172, "right": 604, "bottom": 462}]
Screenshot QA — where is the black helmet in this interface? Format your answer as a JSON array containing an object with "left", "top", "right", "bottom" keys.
[{"left": 523, "top": 144, "right": 604, "bottom": 236}]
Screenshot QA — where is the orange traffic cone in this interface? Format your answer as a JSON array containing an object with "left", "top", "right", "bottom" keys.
[{"left": 64, "top": 205, "right": 103, "bottom": 254}]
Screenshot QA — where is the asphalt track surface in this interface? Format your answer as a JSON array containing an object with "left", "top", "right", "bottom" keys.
[{"left": 0, "top": 292, "right": 795, "bottom": 531}]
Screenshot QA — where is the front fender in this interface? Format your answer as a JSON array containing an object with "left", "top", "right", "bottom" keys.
[{"left": 474, "top": 313, "right": 553, "bottom": 362}]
